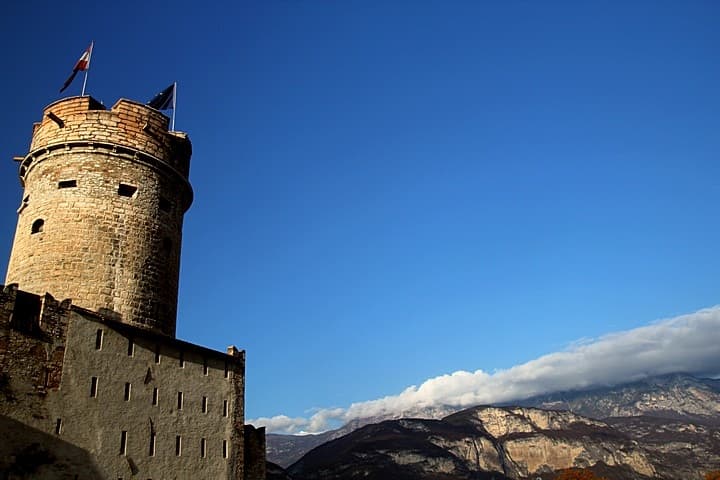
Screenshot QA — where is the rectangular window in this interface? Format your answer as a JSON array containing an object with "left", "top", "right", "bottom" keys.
[
  {"left": 152, "top": 387, "right": 158, "bottom": 406},
  {"left": 120, "top": 430, "right": 128, "bottom": 455},
  {"left": 202, "top": 396, "right": 208, "bottom": 413},
  {"left": 175, "top": 436, "right": 182, "bottom": 456},
  {"left": 95, "top": 329, "right": 103, "bottom": 350},
  {"left": 203, "top": 359, "right": 208, "bottom": 376},
  {"left": 222, "top": 440, "right": 228, "bottom": 459},
  {"left": 127, "top": 338, "right": 134, "bottom": 357},
  {"left": 223, "top": 400, "right": 228, "bottom": 417},
  {"left": 118, "top": 183, "right": 137, "bottom": 197},
  {"left": 55, "top": 418, "right": 62, "bottom": 435},
  {"left": 200, "top": 438, "right": 206, "bottom": 458},
  {"left": 58, "top": 179, "right": 77, "bottom": 189},
  {"left": 179, "top": 352, "right": 185, "bottom": 368},
  {"left": 154, "top": 345, "right": 161, "bottom": 364},
  {"left": 177, "top": 391, "right": 183, "bottom": 410},
  {"left": 149, "top": 432, "right": 156, "bottom": 457},
  {"left": 124, "top": 382, "right": 131, "bottom": 401},
  {"left": 224, "top": 362, "right": 229, "bottom": 378},
  {"left": 90, "top": 377, "right": 98, "bottom": 397}
]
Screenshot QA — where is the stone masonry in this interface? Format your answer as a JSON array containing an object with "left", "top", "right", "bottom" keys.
[
  {"left": 0, "top": 96, "right": 266, "bottom": 479},
  {"left": 6, "top": 96, "right": 192, "bottom": 337}
]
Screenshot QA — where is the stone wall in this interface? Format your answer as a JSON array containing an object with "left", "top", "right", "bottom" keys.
[
  {"left": 0, "top": 285, "right": 250, "bottom": 479},
  {"left": 6, "top": 96, "right": 192, "bottom": 337}
]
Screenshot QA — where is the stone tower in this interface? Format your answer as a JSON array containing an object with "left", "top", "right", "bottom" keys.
[{"left": 5, "top": 96, "right": 192, "bottom": 337}]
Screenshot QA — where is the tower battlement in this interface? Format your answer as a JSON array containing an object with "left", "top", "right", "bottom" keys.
[
  {"left": 6, "top": 96, "right": 194, "bottom": 337},
  {"left": 22, "top": 96, "right": 192, "bottom": 198}
]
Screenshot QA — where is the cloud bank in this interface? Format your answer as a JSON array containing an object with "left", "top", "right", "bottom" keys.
[{"left": 250, "top": 306, "right": 720, "bottom": 434}]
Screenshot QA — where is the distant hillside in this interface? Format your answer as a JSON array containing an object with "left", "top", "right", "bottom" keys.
[
  {"left": 287, "top": 406, "right": 667, "bottom": 479},
  {"left": 514, "top": 373, "right": 720, "bottom": 422},
  {"left": 267, "top": 372, "right": 720, "bottom": 468}
]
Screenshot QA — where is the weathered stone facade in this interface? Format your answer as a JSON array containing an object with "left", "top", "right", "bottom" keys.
[
  {"left": 7, "top": 96, "right": 191, "bottom": 337},
  {"left": 0, "top": 97, "right": 265, "bottom": 479}
]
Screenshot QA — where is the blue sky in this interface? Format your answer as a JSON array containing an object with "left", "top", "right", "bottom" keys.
[{"left": 1, "top": 1, "right": 719, "bottom": 431}]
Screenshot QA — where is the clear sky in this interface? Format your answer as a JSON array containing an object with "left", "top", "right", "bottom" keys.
[{"left": 1, "top": 1, "right": 719, "bottom": 433}]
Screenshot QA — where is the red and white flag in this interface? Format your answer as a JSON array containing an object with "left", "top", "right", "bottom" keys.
[{"left": 60, "top": 42, "right": 93, "bottom": 93}]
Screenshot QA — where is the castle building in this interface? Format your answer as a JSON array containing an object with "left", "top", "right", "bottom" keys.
[{"left": 0, "top": 96, "right": 266, "bottom": 479}]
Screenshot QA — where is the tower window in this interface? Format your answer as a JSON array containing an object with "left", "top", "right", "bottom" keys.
[
  {"left": 127, "top": 338, "right": 134, "bottom": 357},
  {"left": 124, "top": 382, "right": 131, "bottom": 401},
  {"left": 202, "top": 396, "right": 208, "bottom": 413},
  {"left": 55, "top": 418, "right": 62, "bottom": 435},
  {"left": 203, "top": 359, "right": 208, "bottom": 376},
  {"left": 120, "top": 431, "right": 128, "bottom": 455},
  {"left": 90, "top": 377, "right": 98, "bottom": 397},
  {"left": 223, "top": 400, "right": 228, "bottom": 417},
  {"left": 149, "top": 432, "right": 156, "bottom": 457},
  {"left": 58, "top": 179, "right": 77, "bottom": 189},
  {"left": 175, "top": 435, "right": 182, "bottom": 456},
  {"left": 222, "top": 440, "right": 228, "bottom": 459},
  {"left": 152, "top": 387, "right": 159, "bottom": 406},
  {"left": 118, "top": 183, "right": 137, "bottom": 197},
  {"left": 31, "top": 219, "right": 44, "bottom": 234},
  {"left": 200, "top": 438, "right": 206, "bottom": 458},
  {"left": 177, "top": 391, "right": 183, "bottom": 410},
  {"left": 95, "top": 329, "right": 103, "bottom": 350}
]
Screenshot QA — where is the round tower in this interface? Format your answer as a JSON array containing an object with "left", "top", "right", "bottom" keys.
[{"left": 5, "top": 96, "right": 192, "bottom": 337}]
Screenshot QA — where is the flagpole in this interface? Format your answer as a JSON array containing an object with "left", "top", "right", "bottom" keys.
[
  {"left": 81, "top": 41, "right": 94, "bottom": 96},
  {"left": 171, "top": 82, "right": 177, "bottom": 131}
]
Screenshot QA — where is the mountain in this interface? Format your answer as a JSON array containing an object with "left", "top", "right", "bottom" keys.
[
  {"left": 267, "top": 405, "right": 459, "bottom": 467},
  {"left": 287, "top": 406, "right": 667, "bottom": 479},
  {"left": 514, "top": 373, "right": 720, "bottom": 423},
  {"left": 267, "top": 373, "right": 719, "bottom": 468}
]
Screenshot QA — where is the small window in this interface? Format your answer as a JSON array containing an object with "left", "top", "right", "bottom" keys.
[
  {"left": 55, "top": 418, "right": 62, "bottom": 435},
  {"left": 120, "top": 431, "right": 128, "bottom": 455},
  {"left": 202, "top": 396, "right": 208, "bottom": 413},
  {"left": 118, "top": 183, "right": 137, "bottom": 197},
  {"left": 58, "top": 179, "right": 77, "bottom": 189},
  {"left": 175, "top": 436, "right": 182, "bottom": 456},
  {"left": 124, "top": 383, "right": 131, "bottom": 401},
  {"left": 95, "top": 329, "right": 103, "bottom": 350},
  {"left": 200, "top": 438, "right": 206, "bottom": 458},
  {"left": 152, "top": 387, "right": 159, "bottom": 406},
  {"left": 149, "top": 432, "right": 156, "bottom": 457},
  {"left": 222, "top": 440, "right": 228, "bottom": 459},
  {"left": 154, "top": 345, "right": 161, "bottom": 364},
  {"left": 177, "top": 391, "right": 183, "bottom": 410},
  {"left": 224, "top": 362, "right": 229, "bottom": 378},
  {"left": 223, "top": 400, "right": 228, "bottom": 417},
  {"left": 31, "top": 219, "right": 44, "bottom": 234},
  {"left": 159, "top": 197, "right": 172, "bottom": 212},
  {"left": 127, "top": 338, "right": 134, "bottom": 357},
  {"left": 203, "top": 359, "right": 208, "bottom": 376},
  {"left": 179, "top": 352, "right": 185, "bottom": 368},
  {"left": 90, "top": 377, "right": 98, "bottom": 397}
]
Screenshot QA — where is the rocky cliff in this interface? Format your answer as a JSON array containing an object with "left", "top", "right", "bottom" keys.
[{"left": 286, "top": 406, "right": 670, "bottom": 479}]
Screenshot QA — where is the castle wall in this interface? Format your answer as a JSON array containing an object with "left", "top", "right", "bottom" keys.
[
  {"left": 6, "top": 97, "right": 192, "bottom": 337},
  {"left": 0, "top": 285, "right": 247, "bottom": 479}
]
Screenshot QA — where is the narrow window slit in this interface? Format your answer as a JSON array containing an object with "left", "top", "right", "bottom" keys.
[{"left": 95, "top": 329, "right": 103, "bottom": 350}]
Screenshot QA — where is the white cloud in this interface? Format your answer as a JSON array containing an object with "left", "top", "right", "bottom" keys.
[{"left": 249, "top": 306, "right": 720, "bottom": 434}]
